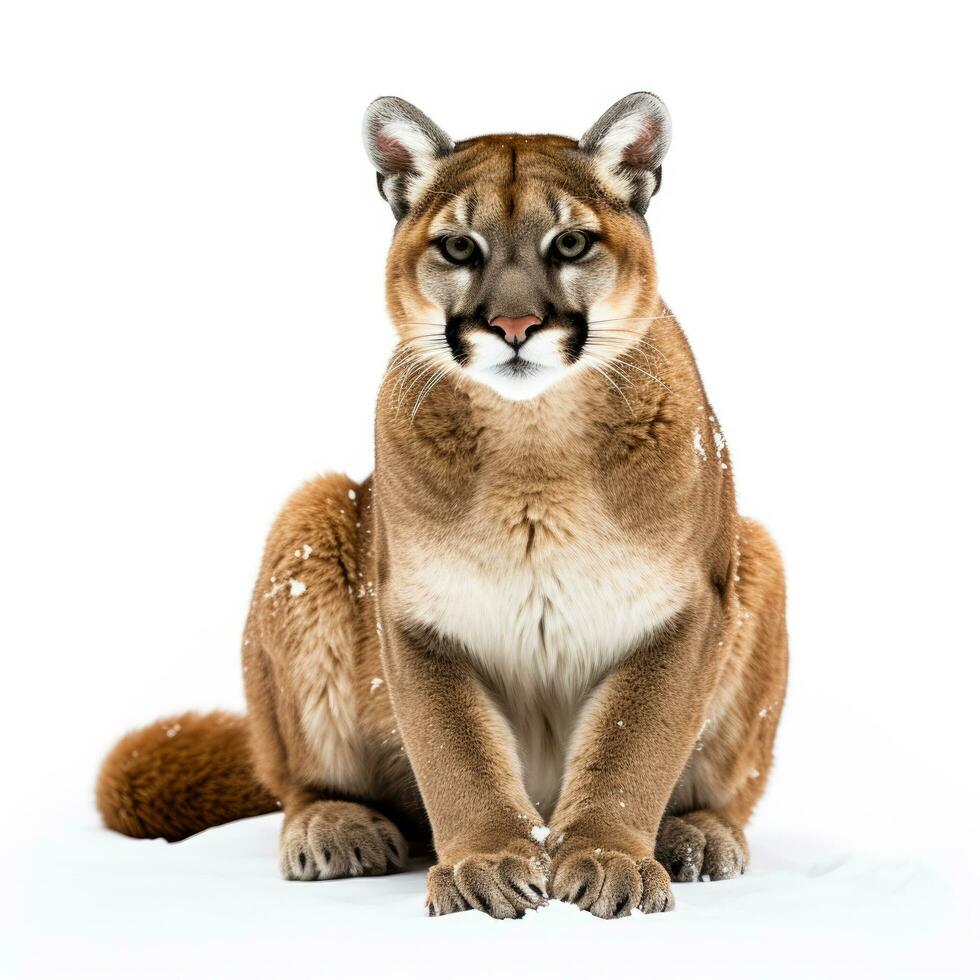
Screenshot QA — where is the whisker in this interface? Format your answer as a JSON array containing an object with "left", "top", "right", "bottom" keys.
[
  {"left": 399, "top": 358, "right": 440, "bottom": 414},
  {"left": 581, "top": 338, "right": 673, "bottom": 394},
  {"left": 615, "top": 354, "right": 673, "bottom": 394},
  {"left": 587, "top": 331, "right": 669, "bottom": 363},
  {"left": 587, "top": 314, "right": 676, "bottom": 325},
  {"left": 586, "top": 339, "right": 667, "bottom": 366},
  {"left": 380, "top": 349, "right": 434, "bottom": 386},
  {"left": 394, "top": 351, "right": 447, "bottom": 411},
  {"left": 390, "top": 352, "right": 439, "bottom": 407},
  {"left": 393, "top": 368, "right": 430, "bottom": 409},
  {"left": 581, "top": 349, "right": 638, "bottom": 389},
  {"left": 387, "top": 341, "right": 443, "bottom": 368},
  {"left": 411, "top": 364, "right": 452, "bottom": 420},
  {"left": 602, "top": 363, "right": 641, "bottom": 391},
  {"left": 580, "top": 353, "right": 635, "bottom": 415},
  {"left": 391, "top": 337, "right": 449, "bottom": 352}
]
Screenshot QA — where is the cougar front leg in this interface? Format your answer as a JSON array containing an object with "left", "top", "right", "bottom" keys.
[
  {"left": 548, "top": 602, "right": 718, "bottom": 918},
  {"left": 382, "top": 621, "right": 548, "bottom": 918}
]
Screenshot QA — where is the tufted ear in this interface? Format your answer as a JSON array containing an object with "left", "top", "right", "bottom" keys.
[
  {"left": 362, "top": 97, "right": 454, "bottom": 218},
  {"left": 579, "top": 92, "right": 672, "bottom": 212}
]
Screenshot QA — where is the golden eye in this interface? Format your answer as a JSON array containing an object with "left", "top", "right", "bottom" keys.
[
  {"left": 552, "top": 229, "right": 592, "bottom": 261},
  {"left": 440, "top": 235, "right": 479, "bottom": 265}
]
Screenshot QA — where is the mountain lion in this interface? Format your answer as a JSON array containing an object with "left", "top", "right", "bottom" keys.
[{"left": 97, "top": 92, "right": 788, "bottom": 919}]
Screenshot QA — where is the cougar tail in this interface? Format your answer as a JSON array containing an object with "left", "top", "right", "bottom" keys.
[{"left": 96, "top": 710, "right": 278, "bottom": 842}]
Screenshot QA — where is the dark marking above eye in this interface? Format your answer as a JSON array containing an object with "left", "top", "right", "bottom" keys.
[
  {"left": 546, "top": 191, "right": 563, "bottom": 223},
  {"left": 505, "top": 144, "right": 517, "bottom": 218},
  {"left": 464, "top": 191, "right": 478, "bottom": 226}
]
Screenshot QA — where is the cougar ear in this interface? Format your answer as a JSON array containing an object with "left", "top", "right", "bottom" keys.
[
  {"left": 362, "top": 97, "right": 454, "bottom": 218},
  {"left": 579, "top": 92, "right": 672, "bottom": 212}
]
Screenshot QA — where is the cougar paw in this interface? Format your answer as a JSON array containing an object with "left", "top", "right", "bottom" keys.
[
  {"left": 426, "top": 852, "right": 548, "bottom": 919},
  {"left": 279, "top": 801, "right": 408, "bottom": 881},
  {"left": 655, "top": 815, "right": 707, "bottom": 882},
  {"left": 551, "top": 848, "right": 674, "bottom": 919},
  {"left": 637, "top": 857, "right": 675, "bottom": 913},
  {"left": 656, "top": 812, "right": 748, "bottom": 882},
  {"left": 698, "top": 823, "right": 747, "bottom": 880}
]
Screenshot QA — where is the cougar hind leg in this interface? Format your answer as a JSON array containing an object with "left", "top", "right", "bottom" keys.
[
  {"left": 659, "top": 517, "right": 788, "bottom": 883},
  {"left": 243, "top": 473, "right": 420, "bottom": 880}
]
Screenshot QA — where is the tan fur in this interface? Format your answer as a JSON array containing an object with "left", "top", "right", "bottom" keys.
[
  {"left": 96, "top": 711, "right": 275, "bottom": 841},
  {"left": 97, "top": 97, "right": 787, "bottom": 920}
]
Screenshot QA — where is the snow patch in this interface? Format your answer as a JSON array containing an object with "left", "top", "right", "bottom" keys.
[{"left": 693, "top": 426, "right": 708, "bottom": 461}]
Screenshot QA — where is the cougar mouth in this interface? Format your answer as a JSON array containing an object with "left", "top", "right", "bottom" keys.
[{"left": 494, "top": 356, "right": 541, "bottom": 377}]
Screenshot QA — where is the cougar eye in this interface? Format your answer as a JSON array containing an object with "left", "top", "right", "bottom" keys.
[
  {"left": 439, "top": 235, "right": 480, "bottom": 265},
  {"left": 552, "top": 229, "right": 592, "bottom": 261}
]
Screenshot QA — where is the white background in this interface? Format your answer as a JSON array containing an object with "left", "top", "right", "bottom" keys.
[{"left": 2, "top": 1, "right": 978, "bottom": 977}]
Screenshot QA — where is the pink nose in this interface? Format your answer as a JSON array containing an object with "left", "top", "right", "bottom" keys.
[{"left": 490, "top": 314, "right": 542, "bottom": 344}]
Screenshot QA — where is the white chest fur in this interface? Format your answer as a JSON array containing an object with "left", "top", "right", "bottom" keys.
[{"left": 391, "top": 491, "right": 691, "bottom": 818}]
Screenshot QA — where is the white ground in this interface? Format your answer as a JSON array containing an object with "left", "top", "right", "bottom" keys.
[{"left": 6, "top": 805, "right": 975, "bottom": 980}]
